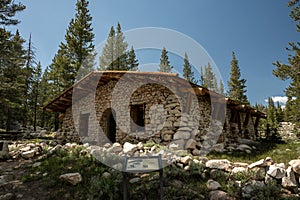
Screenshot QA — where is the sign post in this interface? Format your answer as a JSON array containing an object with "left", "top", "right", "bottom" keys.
[{"left": 122, "top": 154, "right": 163, "bottom": 200}]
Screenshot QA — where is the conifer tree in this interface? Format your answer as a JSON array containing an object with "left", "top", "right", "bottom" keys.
[
  {"left": 159, "top": 47, "right": 173, "bottom": 73},
  {"left": 30, "top": 62, "right": 42, "bottom": 131},
  {"left": 100, "top": 26, "right": 115, "bottom": 70},
  {"left": 227, "top": 52, "right": 248, "bottom": 104},
  {"left": 114, "top": 22, "right": 128, "bottom": 70},
  {"left": 219, "top": 80, "right": 225, "bottom": 96},
  {"left": 266, "top": 97, "right": 279, "bottom": 138},
  {"left": 0, "top": 0, "right": 25, "bottom": 26},
  {"left": 183, "top": 52, "right": 197, "bottom": 84},
  {"left": 127, "top": 46, "right": 139, "bottom": 71},
  {"left": 273, "top": 0, "right": 300, "bottom": 130},
  {"left": 202, "top": 62, "right": 214, "bottom": 90}
]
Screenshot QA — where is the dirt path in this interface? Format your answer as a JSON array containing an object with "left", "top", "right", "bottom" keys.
[{"left": 0, "top": 159, "right": 53, "bottom": 200}]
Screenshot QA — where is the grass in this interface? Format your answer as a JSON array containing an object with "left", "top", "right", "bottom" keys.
[{"left": 207, "top": 139, "right": 300, "bottom": 165}]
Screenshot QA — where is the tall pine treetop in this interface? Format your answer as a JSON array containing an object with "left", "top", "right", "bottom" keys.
[
  {"left": 183, "top": 52, "right": 197, "bottom": 84},
  {"left": 159, "top": 47, "right": 173, "bottom": 73},
  {"left": 0, "top": 0, "right": 25, "bottom": 26},
  {"left": 227, "top": 51, "right": 248, "bottom": 104}
]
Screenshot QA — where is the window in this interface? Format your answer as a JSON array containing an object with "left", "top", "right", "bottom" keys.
[
  {"left": 130, "top": 104, "right": 145, "bottom": 132},
  {"left": 79, "top": 113, "right": 90, "bottom": 136}
]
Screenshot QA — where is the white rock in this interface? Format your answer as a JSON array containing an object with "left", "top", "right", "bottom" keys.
[
  {"left": 179, "top": 156, "right": 192, "bottom": 165},
  {"left": 267, "top": 164, "right": 285, "bottom": 179},
  {"left": 59, "top": 173, "right": 82, "bottom": 185},
  {"left": 248, "top": 159, "right": 265, "bottom": 169},
  {"left": 206, "top": 179, "right": 221, "bottom": 190},
  {"left": 123, "top": 142, "right": 138, "bottom": 154},
  {"left": 282, "top": 166, "right": 297, "bottom": 188},
  {"left": 205, "top": 159, "right": 232, "bottom": 171},
  {"left": 232, "top": 167, "right": 247, "bottom": 174},
  {"left": 107, "top": 143, "right": 123, "bottom": 154},
  {"left": 289, "top": 159, "right": 300, "bottom": 174},
  {"left": 21, "top": 150, "right": 36, "bottom": 159}
]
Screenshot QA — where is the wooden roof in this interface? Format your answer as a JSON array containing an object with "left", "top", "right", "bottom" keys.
[{"left": 44, "top": 71, "right": 266, "bottom": 118}]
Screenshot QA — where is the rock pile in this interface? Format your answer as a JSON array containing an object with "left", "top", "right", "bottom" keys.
[{"left": 3, "top": 141, "right": 300, "bottom": 199}]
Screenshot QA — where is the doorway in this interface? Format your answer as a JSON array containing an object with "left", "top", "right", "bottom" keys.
[{"left": 103, "top": 108, "right": 116, "bottom": 143}]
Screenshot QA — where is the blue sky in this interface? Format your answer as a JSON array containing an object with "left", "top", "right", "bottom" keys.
[{"left": 9, "top": 0, "right": 298, "bottom": 106}]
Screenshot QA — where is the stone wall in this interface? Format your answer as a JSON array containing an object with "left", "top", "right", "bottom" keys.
[{"left": 59, "top": 79, "right": 261, "bottom": 148}]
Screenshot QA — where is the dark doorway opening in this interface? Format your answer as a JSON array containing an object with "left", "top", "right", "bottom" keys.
[{"left": 102, "top": 108, "right": 116, "bottom": 143}]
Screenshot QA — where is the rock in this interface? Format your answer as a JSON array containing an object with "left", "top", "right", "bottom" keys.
[
  {"left": 206, "top": 159, "right": 232, "bottom": 171},
  {"left": 21, "top": 150, "right": 36, "bottom": 159},
  {"left": 267, "top": 164, "right": 285, "bottom": 179},
  {"left": 289, "top": 159, "right": 300, "bottom": 174},
  {"left": 0, "top": 193, "right": 13, "bottom": 200},
  {"left": 208, "top": 190, "right": 230, "bottom": 200},
  {"left": 207, "top": 179, "right": 221, "bottom": 190},
  {"left": 170, "top": 139, "right": 185, "bottom": 150},
  {"left": 242, "top": 180, "right": 264, "bottom": 198},
  {"left": 102, "top": 172, "right": 111, "bottom": 179},
  {"left": 103, "top": 143, "right": 111, "bottom": 148},
  {"left": 123, "top": 142, "right": 138, "bottom": 154},
  {"left": 179, "top": 156, "right": 192, "bottom": 165},
  {"left": 173, "top": 131, "right": 191, "bottom": 140},
  {"left": 129, "top": 177, "right": 140, "bottom": 183},
  {"left": 211, "top": 143, "right": 225, "bottom": 153},
  {"left": 32, "top": 162, "right": 42, "bottom": 168},
  {"left": 185, "top": 139, "right": 196, "bottom": 150},
  {"left": 236, "top": 144, "right": 252, "bottom": 151},
  {"left": 248, "top": 159, "right": 265, "bottom": 169},
  {"left": 231, "top": 167, "right": 247, "bottom": 174},
  {"left": 59, "top": 173, "right": 82, "bottom": 185},
  {"left": 282, "top": 166, "right": 297, "bottom": 188},
  {"left": 0, "top": 141, "right": 9, "bottom": 159},
  {"left": 107, "top": 143, "right": 123, "bottom": 154}
]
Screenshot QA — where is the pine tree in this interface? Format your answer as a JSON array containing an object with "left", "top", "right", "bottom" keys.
[
  {"left": 100, "top": 26, "right": 115, "bottom": 70},
  {"left": 159, "top": 47, "right": 173, "bottom": 73},
  {"left": 127, "top": 46, "right": 139, "bottom": 71},
  {"left": 30, "top": 62, "right": 42, "bottom": 131},
  {"left": 62, "top": 0, "right": 95, "bottom": 84},
  {"left": 219, "top": 80, "right": 225, "bottom": 96},
  {"left": 114, "top": 22, "right": 128, "bottom": 70},
  {"left": 266, "top": 97, "right": 279, "bottom": 139},
  {"left": 202, "top": 62, "right": 214, "bottom": 90},
  {"left": 0, "top": 29, "right": 27, "bottom": 130},
  {"left": 273, "top": 0, "right": 300, "bottom": 130},
  {"left": 0, "top": 0, "right": 25, "bottom": 26},
  {"left": 227, "top": 51, "right": 248, "bottom": 104},
  {"left": 183, "top": 52, "right": 197, "bottom": 84}
]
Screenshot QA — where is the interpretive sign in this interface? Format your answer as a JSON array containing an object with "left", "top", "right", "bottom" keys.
[{"left": 122, "top": 155, "right": 163, "bottom": 200}]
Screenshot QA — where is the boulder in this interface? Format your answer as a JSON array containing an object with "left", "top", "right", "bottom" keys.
[
  {"left": 107, "top": 143, "right": 123, "bottom": 154},
  {"left": 289, "top": 159, "right": 300, "bottom": 174},
  {"left": 179, "top": 156, "right": 192, "bottom": 165},
  {"left": 206, "top": 179, "right": 221, "bottom": 190},
  {"left": 248, "top": 159, "right": 266, "bottom": 169},
  {"left": 267, "top": 164, "right": 285, "bottom": 179},
  {"left": 185, "top": 139, "right": 196, "bottom": 150},
  {"left": 208, "top": 190, "right": 230, "bottom": 200},
  {"left": 173, "top": 131, "right": 191, "bottom": 140},
  {"left": 236, "top": 144, "right": 252, "bottom": 152},
  {"left": 242, "top": 180, "right": 264, "bottom": 198},
  {"left": 282, "top": 166, "right": 297, "bottom": 188},
  {"left": 0, "top": 141, "right": 9, "bottom": 159},
  {"left": 123, "top": 142, "right": 138, "bottom": 154},
  {"left": 59, "top": 173, "right": 82, "bottom": 185},
  {"left": 21, "top": 150, "right": 36, "bottom": 159},
  {"left": 206, "top": 159, "right": 232, "bottom": 171}
]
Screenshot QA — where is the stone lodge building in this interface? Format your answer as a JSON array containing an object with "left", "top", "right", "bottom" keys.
[{"left": 44, "top": 71, "right": 266, "bottom": 149}]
